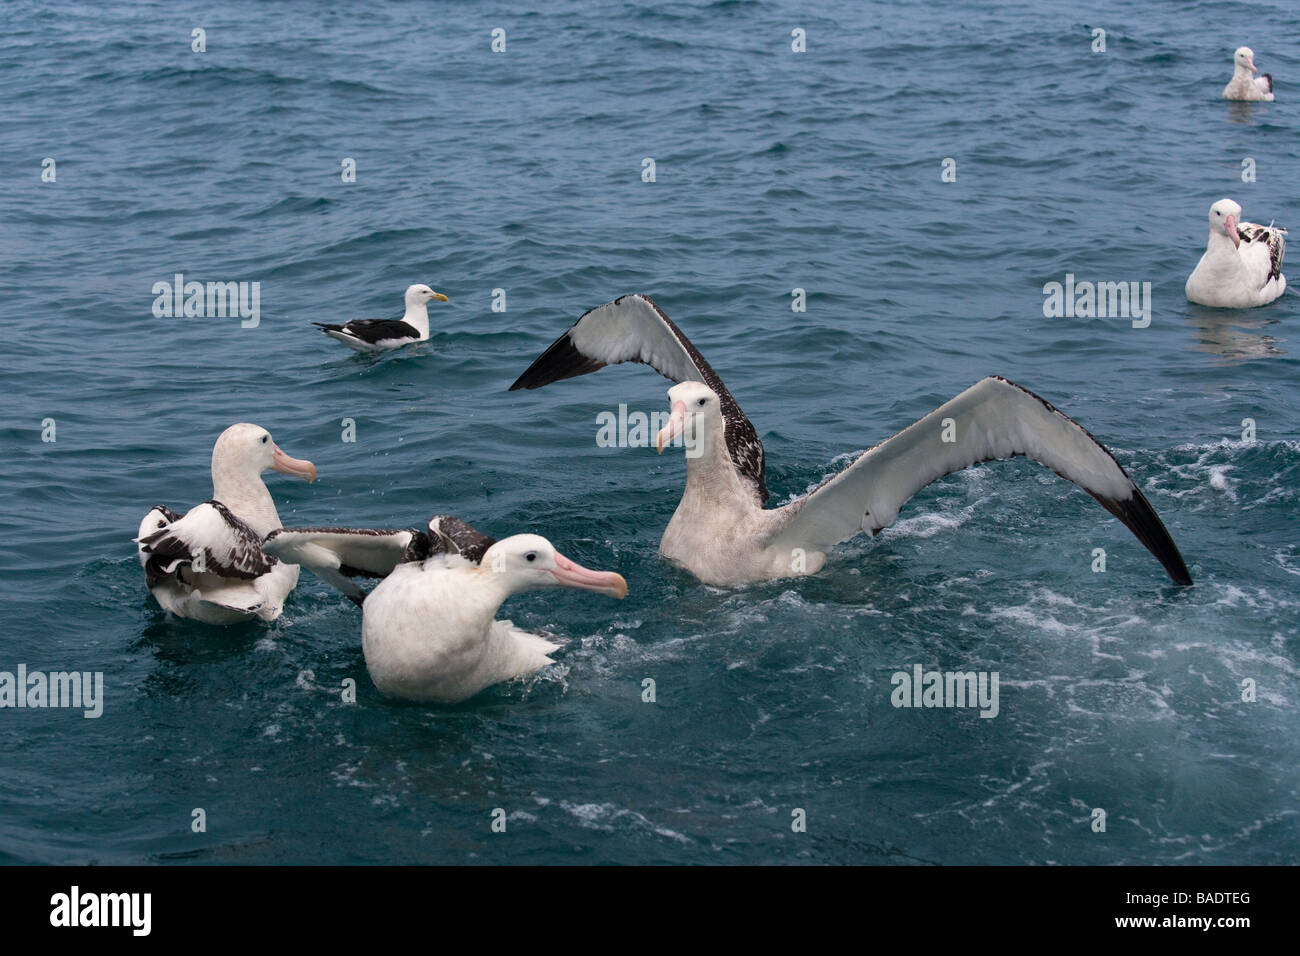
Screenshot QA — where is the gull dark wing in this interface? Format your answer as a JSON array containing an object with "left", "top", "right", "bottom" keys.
[
  {"left": 312, "top": 318, "right": 420, "bottom": 344},
  {"left": 509, "top": 293, "right": 769, "bottom": 504}
]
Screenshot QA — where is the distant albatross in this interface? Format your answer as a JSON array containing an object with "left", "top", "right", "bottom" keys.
[
  {"left": 314, "top": 283, "right": 448, "bottom": 351},
  {"left": 135, "top": 423, "right": 318, "bottom": 623},
  {"left": 264, "top": 515, "right": 627, "bottom": 703},
  {"left": 1186, "top": 199, "right": 1286, "bottom": 307},
  {"left": 1223, "top": 46, "right": 1274, "bottom": 101},
  {"left": 509, "top": 295, "right": 1193, "bottom": 587}
]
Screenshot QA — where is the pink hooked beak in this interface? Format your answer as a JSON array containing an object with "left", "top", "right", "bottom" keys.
[
  {"left": 656, "top": 400, "right": 688, "bottom": 454},
  {"left": 550, "top": 551, "right": 628, "bottom": 599},
  {"left": 1224, "top": 214, "right": 1241, "bottom": 249},
  {"left": 272, "top": 444, "right": 317, "bottom": 483}
]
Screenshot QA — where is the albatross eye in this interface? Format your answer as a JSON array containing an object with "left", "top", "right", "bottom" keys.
[
  {"left": 261, "top": 435, "right": 269, "bottom": 443},
  {"left": 697, "top": 398, "right": 706, "bottom": 406},
  {"left": 525, "top": 552, "right": 537, "bottom": 562}
]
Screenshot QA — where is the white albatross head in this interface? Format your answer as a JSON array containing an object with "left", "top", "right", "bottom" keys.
[
  {"left": 211, "top": 423, "right": 317, "bottom": 484},
  {"left": 1208, "top": 198, "right": 1243, "bottom": 249},
  {"left": 404, "top": 284, "right": 449, "bottom": 308},
  {"left": 1233, "top": 46, "right": 1258, "bottom": 74},
  {"left": 480, "top": 534, "right": 628, "bottom": 599},
  {"left": 656, "top": 381, "right": 719, "bottom": 456}
]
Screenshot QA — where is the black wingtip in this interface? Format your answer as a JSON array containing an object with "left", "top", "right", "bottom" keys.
[
  {"left": 1090, "top": 488, "right": 1193, "bottom": 586},
  {"left": 508, "top": 332, "right": 607, "bottom": 391}
]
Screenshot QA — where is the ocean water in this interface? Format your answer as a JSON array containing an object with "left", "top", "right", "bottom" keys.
[{"left": 1, "top": 0, "right": 1297, "bottom": 865}]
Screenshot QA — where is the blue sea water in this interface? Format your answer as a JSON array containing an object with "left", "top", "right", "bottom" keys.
[{"left": 1, "top": 0, "right": 1297, "bottom": 865}]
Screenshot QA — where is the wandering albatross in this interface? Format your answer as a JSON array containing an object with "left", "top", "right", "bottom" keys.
[
  {"left": 1223, "top": 46, "right": 1274, "bottom": 101},
  {"left": 313, "top": 284, "right": 448, "bottom": 351},
  {"left": 135, "top": 423, "right": 318, "bottom": 623},
  {"left": 1186, "top": 199, "right": 1286, "bottom": 308},
  {"left": 509, "top": 294, "right": 1193, "bottom": 587},
  {"left": 264, "top": 515, "right": 627, "bottom": 703}
]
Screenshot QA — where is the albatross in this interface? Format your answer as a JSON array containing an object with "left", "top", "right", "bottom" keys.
[
  {"left": 1223, "top": 46, "right": 1274, "bottom": 101},
  {"left": 313, "top": 283, "right": 448, "bottom": 351},
  {"left": 1186, "top": 199, "right": 1286, "bottom": 307},
  {"left": 509, "top": 294, "right": 1194, "bottom": 587},
  {"left": 263, "top": 515, "right": 627, "bottom": 703},
  {"left": 135, "top": 423, "right": 318, "bottom": 623}
]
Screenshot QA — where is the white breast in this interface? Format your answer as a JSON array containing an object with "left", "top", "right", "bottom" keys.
[
  {"left": 360, "top": 560, "right": 559, "bottom": 703},
  {"left": 1187, "top": 237, "right": 1285, "bottom": 308}
]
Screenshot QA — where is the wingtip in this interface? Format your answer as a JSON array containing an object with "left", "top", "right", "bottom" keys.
[
  {"left": 1091, "top": 488, "right": 1193, "bottom": 587},
  {"left": 509, "top": 331, "right": 606, "bottom": 392}
]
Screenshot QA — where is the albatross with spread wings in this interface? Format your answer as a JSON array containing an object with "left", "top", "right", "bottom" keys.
[{"left": 509, "top": 294, "right": 1193, "bottom": 587}]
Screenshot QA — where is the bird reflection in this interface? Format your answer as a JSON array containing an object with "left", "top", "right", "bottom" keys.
[
  {"left": 1184, "top": 305, "right": 1284, "bottom": 363},
  {"left": 1226, "top": 100, "right": 1260, "bottom": 125}
]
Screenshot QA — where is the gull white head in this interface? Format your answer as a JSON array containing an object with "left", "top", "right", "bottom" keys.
[
  {"left": 404, "top": 284, "right": 449, "bottom": 308},
  {"left": 656, "top": 381, "right": 717, "bottom": 457},
  {"left": 1233, "top": 46, "right": 1258, "bottom": 74},
  {"left": 211, "top": 423, "right": 317, "bottom": 485},
  {"left": 1209, "top": 198, "right": 1243, "bottom": 249},
  {"left": 480, "top": 534, "right": 627, "bottom": 599}
]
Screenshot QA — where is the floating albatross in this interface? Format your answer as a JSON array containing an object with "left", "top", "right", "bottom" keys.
[
  {"left": 1223, "top": 46, "right": 1274, "bottom": 101},
  {"left": 135, "top": 423, "right": 318, "bottom": 623},
  {"left": 264, "top": 515, "right": 627, "bottom": 703},
  {"left": 509, "top": 295, "right": 1193, "bottom": 587},
  {"left": 313, "top": 283, "right": 448, "bottom": 351},
  {"left": 1186, "top": 198, "right": 1286, "bottom": 307}
]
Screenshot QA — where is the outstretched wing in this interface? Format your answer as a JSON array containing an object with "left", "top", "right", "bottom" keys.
[
  {"left": 509, "top": 293, "right": 769, "bottom": 504},
  {"left": 263, "top": 526, "right": 430, "bottom": 604},
  {"left": 768, "top": 377, "right": 1192, "bottom": 584},
  {"left": 136, "top": 500, "right": 276, "bottom": 586}
]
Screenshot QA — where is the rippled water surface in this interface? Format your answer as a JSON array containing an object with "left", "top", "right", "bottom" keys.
[{"left": 1, "top": 0, "right": 1297, "bottom": 864}]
